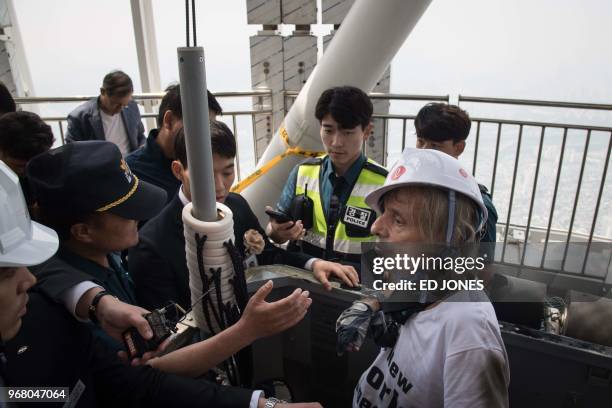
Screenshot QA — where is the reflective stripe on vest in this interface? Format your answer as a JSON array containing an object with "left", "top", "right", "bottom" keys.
[{"left": 295, "top": 157, "right": 385, "bottom": 255}]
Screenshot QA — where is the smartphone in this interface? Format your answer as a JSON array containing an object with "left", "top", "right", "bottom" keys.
[{"left": 265, "top": 208, "right": 294, "bottom": 224}]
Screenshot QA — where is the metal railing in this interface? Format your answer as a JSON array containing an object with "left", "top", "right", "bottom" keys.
[
  {"left": 16, "top": 91, "right": 612, "bottom": 290},
  {"left": 456, "top": 96, "right": 612, "bottom": 290},
  {"left": 283, "top": 92, "right": 612, "bottom": 288},
  {"left": 15, "top": 89, "right": 273, "bottom": 182}
]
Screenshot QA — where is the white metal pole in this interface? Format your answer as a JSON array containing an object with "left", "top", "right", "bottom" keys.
[
  {"left": 241, "top": 0, "right": 433, "bottom": 222},
  {"left": 130, "top": 0, "right": 162, "bottom": 132}
]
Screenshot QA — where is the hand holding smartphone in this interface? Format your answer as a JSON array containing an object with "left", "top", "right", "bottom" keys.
[{"left": 265, "top": 208, "right": 294, "bottom": 224}]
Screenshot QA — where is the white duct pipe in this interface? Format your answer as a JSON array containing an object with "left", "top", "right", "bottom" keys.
[
  {"left": 239, "top": 0, "right": 432, "bottom": 223},
  {"left": 183, "top": 202, "right": 237, "bottom": 334}
]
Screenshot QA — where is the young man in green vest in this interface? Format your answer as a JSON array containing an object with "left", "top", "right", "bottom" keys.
[{"left": 268, "top": 86, "right": 387, "bottom": 282}]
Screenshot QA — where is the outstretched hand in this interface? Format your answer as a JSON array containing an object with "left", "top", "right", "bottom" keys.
[{"left": 238, "top": 280, "right": 312, "bottom": 342}]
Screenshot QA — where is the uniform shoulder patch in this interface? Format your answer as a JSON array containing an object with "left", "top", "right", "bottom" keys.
[
  {"left": 363, "top": 160, "right": 388, "bottom": 177},
  {"left": 301, "top": 156, "right": 324, "bottom": 166}
]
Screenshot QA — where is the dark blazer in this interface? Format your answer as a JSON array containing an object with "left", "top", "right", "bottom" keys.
[
  {"left": 130, "top": 192, "right": 313, "bottom": 311},
  {"left": 65, "top": 97, "right": 145, "bottom": 152},
  {"left": 1, "top": 289, "right": 254, "bottom": 407}
]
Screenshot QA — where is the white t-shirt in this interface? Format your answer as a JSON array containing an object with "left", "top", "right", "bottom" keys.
[
  {"left": 100, "top": 110, "right": 130, "bottom": 156},
  {"left": 354, "top": 290, "right": 509, "bottom": 408}
]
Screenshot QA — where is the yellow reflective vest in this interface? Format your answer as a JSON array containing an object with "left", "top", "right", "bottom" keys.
[{"left": 294, "top": 156, "right": 387, "bottom": 264}]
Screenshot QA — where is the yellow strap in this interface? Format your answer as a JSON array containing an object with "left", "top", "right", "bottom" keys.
[{"left": 231, "top": 126, "right": 324, "bottom": 193}]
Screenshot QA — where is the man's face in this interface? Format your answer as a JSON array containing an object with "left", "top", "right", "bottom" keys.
[
  {"left": 0, "top": 151, "right": 28, "bottom": 176},
  {"left": 172, "top": 160, "right": 191, "bottom": 201},
  {"left": 320, "top": 114, "right": 371, "bottom": 172},
  {"left": 416, "top": 137, "right": 465, "bottom": 159},
  {"left": 0, "top": 266, "right": 36, "bottom": 341},
  {"left": 100, "top": 91, "right": 132, "bottom": 115},
  {"left": 213, "top": 153, "right": 235, "bottom": 203},
  {"left": 78, "top": 213, "right": 139, "bottom": 252},
  {"left": 371, "top": 189, "right": 423, "bottom": 243},
  {"left": 171, "top": 154, "right": 235, "bottom": 204}
]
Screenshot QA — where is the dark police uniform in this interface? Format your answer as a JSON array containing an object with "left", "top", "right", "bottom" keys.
[
  {"left": 32, "top": 245, "right": 137, "bottom": 351},
  {"left": 2, "top": 289, "right": 253, "bottom": 407},
  {"left": 26, "top": 141, "right": 167, "bottom": 350}
]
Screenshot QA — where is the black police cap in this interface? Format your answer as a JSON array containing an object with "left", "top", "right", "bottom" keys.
[{"left": 27, "top": 141, "right": 166, "bottom": 220}]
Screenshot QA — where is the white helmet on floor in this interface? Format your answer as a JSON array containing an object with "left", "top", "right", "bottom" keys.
[
  {"left": 365, "top": 148, "right": 487, "bottom": 240},
  {"left": 0, "top": 160, "right": 58, "bottom": 267}
]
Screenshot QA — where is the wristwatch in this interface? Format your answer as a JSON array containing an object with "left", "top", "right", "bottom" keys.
[
  {"left": 264, "top": 397, "right": 286, "bottom": 408},
  {"left": 88, "top": 290, "right": 116, "bottom": 324}
]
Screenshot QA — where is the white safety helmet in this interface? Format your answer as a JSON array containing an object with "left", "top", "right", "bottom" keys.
[
  {"left": 365, "top": 148, "right": 487, "bottom": 242},
  {"left": 0, "top": 161, "right": 58, "bottom": 267}
]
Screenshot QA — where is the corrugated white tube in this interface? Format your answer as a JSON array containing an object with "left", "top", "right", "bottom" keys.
[{"left": 183, "top": 201, "right": 237, "bottom": 335}]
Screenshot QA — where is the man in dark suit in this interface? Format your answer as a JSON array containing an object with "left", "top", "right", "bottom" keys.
[
  {"left": 0, "top": 161, "right": 319, "bottom": 408},
  {"left": 129, "top": 121, "right": 358, "bottom": 311},
  {"left": 125, "top": 85, "right": 223, "bottom": 204},
  {"left": 66, "top": 71, "right": 145, "bottom": 155}
]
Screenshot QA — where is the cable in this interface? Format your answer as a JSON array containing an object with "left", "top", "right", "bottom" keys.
[
  {"left": 192, "top": 0, "right": 197, "bottom": 47},
  {"left": 185, "top": 0, "right": 190, "bottom": 46}
]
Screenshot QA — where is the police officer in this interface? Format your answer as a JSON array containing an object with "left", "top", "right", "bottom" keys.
[
  {"left": 23, "top": 140, "right": 316, "bottom": 386},
  {"left": 24, "top": 141, "right": 167, "bottom": 350},
  {"left": 0, "top": 159, "right": 322, "bottom": 408},
  {"left": 268, "top": 86, "right": 387, "bottom": 281}
]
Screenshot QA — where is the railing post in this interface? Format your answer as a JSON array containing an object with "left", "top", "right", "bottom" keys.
[
  {"left": 541, "top": 128, "right": 568, "bottom": 269},
  {"left": 501, "top": 124, "right": 523, "bottom": 264},
  {"left": 490, "top": 123, "right": 502, "bottom": 198},
  {"left": 561, "top": 129, "right": 592, "bottom": 273},
  {"left": 580, "top": 131, "right": 612, "bottom": 277},
  {"left": 520, "top": 126, "right": 546, "bottom": 267}
]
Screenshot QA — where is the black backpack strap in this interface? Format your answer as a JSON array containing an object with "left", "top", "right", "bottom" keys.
[{"left": 478, "top": 183, "right": 492, "bottom": 198}]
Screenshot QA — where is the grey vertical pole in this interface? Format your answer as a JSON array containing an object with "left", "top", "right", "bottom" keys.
[{"left": 177, "top": 47, "right": 217, "bottom": 221}]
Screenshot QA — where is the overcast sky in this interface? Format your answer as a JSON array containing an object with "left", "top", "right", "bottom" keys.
[
  {"left": 13, "top": 0, "right": 612, "bottom": 104},
  {"left": 10, "top": 0, "right": 612, "bottom": 236}
]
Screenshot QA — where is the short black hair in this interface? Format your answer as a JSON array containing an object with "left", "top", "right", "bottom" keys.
[
  {"left": 157, "top": 86, "right": 223, "bottom": 128},
  {"left": 0, "top": 81, "right": 16, "bottom": 116},
  {"left": 101, "top": 70, "right": 134, "bottom": 97},
  {"left": 157, "top": 84, "right": 182, "bottom": 128},
  {"left": 174, "top": 120, "right": 236, "bottom": 169},
  {"left": 0, "top": 111, "right": 54, "bottom": 160},
  {"left": 36, "top": 210, "right": 93, "bottom": 241},
  {"left": 414, "top": 103, "right": 471, "bottom": 143},
  {"left": 208, "top": 90, "right": 222, "bottom": 115},
  {"left": 315, "top": 86, "right": 373, "bottom": 130}
]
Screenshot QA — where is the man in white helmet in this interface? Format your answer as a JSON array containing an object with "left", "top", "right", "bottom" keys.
[
  {"left": 336, "top": 148, "right": 509, "bottom": 408},
  {"left": 0, "top": 160, "right": 322, "bottom": 408},
  {"left": 0, "top": 161, "right": 58, "bottom": 345}
]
